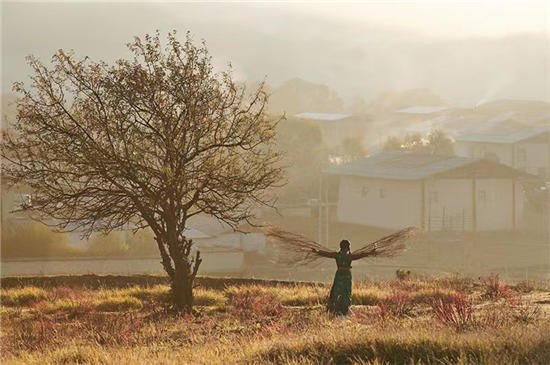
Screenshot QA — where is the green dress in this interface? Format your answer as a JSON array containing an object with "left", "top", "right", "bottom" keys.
[{"left": 327, "top": 250, "right": 352, "bottom": 315}]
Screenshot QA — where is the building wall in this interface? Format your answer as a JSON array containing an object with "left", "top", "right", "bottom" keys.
[
  {"left": 475, "top": 179, "right": 524, "bottom": 231},
  {"left": 513, "top": 142, "right": 550, "bottom": 179},
  {"left": 337, "top": 176, "right": 524, "bottom": 232},
  {"left": 423, "top": 179, "right": 474, "bottom": 232},
  {"left": 456, "top": 137, "right": 550, "bottom": 180},
  {"left": 336, "top": 176, "right": 421, "bottom": 230}
]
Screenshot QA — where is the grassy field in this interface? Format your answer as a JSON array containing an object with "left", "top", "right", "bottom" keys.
[{"left": 1, "top": 274, "right": 549, "bottom": 364}]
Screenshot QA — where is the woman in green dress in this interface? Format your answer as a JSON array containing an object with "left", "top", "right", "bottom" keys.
[
  {"left": 314, "top": 239, "right": 370, "bottom": 316},
  {"left": 267, "top": 226, "right": 415, "bottom": 316}
]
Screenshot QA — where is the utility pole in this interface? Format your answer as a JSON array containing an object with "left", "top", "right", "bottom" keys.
[
  {"left": 318, "top": 166, "right": 323, "bottom": 246},
  {"left": 318, "top": 165, "right": 330, "bottom": 247},
  {"left": 325, "top": 172, "right": 329, "bottom": 248}
]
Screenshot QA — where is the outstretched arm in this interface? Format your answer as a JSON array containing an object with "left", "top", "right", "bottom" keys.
[{"left": 312, "top": 248, "right": 337, "bottom": 259}]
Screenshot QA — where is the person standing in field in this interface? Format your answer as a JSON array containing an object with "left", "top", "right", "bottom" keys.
[
  {"left": 267, "top": 226, "right": 416, "bottom": 316},
  {"left": 314, "top": 239, "right": 373, "bottom": 316}
]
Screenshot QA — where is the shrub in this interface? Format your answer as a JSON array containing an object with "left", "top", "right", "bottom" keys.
[
  {"left": 432, "top": 293, "right": 473, "bottom": 331},
  {"left": 480, "top": 274, "right": 521, "bottom": 303},
  {"left": 1, "top": 220, "right": 80, "bottom": 258},
  {"left": 86, "top": 232, "right": 130, "bottom": 256},
  {"left": 227, "top": 287, "right": 285, "bottom": 321},
  {"left": 395, "top": 269, "right": 412, "bottom": 281},
  {"left": 378, "top": 291, "right": 414, "bottom": 318}
]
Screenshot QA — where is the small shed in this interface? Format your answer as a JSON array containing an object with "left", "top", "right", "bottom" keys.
[{"left": 328, "top": 151, "right": 529, "bottom": 232}]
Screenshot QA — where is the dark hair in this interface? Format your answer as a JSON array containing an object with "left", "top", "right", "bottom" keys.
[{"left": 340, "top": 239, "right": 351, "bottom": 251}]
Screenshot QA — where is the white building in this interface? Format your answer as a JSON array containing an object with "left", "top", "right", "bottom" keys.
[
  {"left": 329, "top": 151, "right": 529, "bottom": 232},
  {"left": 455, "top": 126, "right": 550, "bottom": 181}
]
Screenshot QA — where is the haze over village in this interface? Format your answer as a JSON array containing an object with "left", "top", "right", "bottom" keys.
[
  {"left": 1, "top": 2, "right": 549, "bottom": 281},
  {"left": 3, "top": 2, "right": 550, "bottom": 364}
]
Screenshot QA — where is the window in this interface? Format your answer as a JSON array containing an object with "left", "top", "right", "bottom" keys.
[
  {"left": 516, "top": 148, "right": 526, "bottom": 166},
  {"left": 379, "top": 188, "right": 386, "bottom": 198},
  {"left": 429, "top": 192, "right": 438, "bottom": 204},
  {"left": 362, "top": 187, "right": 369, "bottom": 198},
  {"left": 477, "top": 189, "right": 486, "bottom": 203},
  {"left": 476, "top": 145, "right": 486, "bottom": 157}
]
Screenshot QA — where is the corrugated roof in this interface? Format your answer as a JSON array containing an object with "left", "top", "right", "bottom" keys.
[
  {"left": 294, "top": 112, "right": 352, "bottom": 121},
  {"left": 327, "top": 151, "right": 479, "bottom": 180},
  {"left": 456, "top": 125, "right": 550, "bottom": 144},
  {"left": 396, "top": 106, "right": 448, "bottom": 114}
]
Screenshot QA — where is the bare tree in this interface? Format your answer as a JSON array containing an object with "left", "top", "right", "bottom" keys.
[{"left": 1, "top": 31, "right": 284, "bottom": 312}]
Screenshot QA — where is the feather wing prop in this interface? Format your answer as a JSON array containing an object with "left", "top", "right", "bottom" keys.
[
  {"left": 350, "top": 226, "right": 417, "bottom": 260},
  {"left": 265, "top": 226, "right": 418, "bottom": 266},
  {"left": 265, "top": 226, "right": 333, "bottom": 266}
]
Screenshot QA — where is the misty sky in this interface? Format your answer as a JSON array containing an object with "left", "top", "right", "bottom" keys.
[{"left": 2, "top": 1, "right": 549, "bottom": 107}]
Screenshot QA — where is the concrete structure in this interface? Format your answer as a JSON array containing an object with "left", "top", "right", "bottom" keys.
[
  {"left": 455, "top": 126, "right": 550, "bottom": 181},
  {"left": 329, "top": 152, "right": 530, "bottom": 232}
]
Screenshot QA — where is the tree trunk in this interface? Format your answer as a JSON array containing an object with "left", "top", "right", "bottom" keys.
[
  {"left": 172, "top": 259, "right": 194, "bottom": 313},
  {"left": 156, "top": 228, "right": 202, "bottom": 313}
]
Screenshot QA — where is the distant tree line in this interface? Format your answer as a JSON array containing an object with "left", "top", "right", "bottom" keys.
[{"left": 383, "top": 128, "right": 455, "bottom": 156}]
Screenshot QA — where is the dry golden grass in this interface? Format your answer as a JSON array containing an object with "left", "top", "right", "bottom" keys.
[{"left": 1, "top": 275, "right": 549, "bottom": 364}]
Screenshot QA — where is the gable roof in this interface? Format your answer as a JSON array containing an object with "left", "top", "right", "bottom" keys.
[
  {"left": 475, "top": 99, "right": 550, "bottom": 114},
  {"left": 294, "top": 112, "right": 352, "bottom": 121},
  {"left": 396, "top": 106, "right": 448, "bottom": 114},
  {"left": 456, "top": 125, "right": 550, "bottom": 144},
  {"left": 327, "top": 151, "right": 527, "bottom": 180}
]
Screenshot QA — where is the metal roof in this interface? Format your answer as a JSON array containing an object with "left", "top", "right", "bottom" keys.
[
  {"left": 395, "top": 106, "right": 448, "bottom": 114},
  {"left": 456, "top": 125, "right": 550, "bottom": 144},
  {"left": 294, "top": 112, "right": 352, "bottom": 121},
  {"left": 327, "top": 151, "right": 479, "bottom": 180}
]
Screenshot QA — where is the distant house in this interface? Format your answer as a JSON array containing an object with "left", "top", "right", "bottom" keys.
[
  {"left": 328, "top": 151, "right": 529, "bottom": 232},
  {"left": 474, "top": 100, "right": 550, "bottom": 117},
  {"left": 455, "top": 126, "right": 550, "bottom": 180}
]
